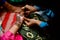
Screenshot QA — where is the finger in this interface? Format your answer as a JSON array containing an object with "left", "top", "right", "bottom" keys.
[
  {"left": 21, "top": 7, "right": 25, "bottom": 10},
  {"left": 24, "top": 17, "right": 30, "bottom": 21},
  {"left": 24, "top": 21, "right": 29, "bottom": 26},
  {"left": 25, "top": 21, "right": 32, "bottom": 27}
]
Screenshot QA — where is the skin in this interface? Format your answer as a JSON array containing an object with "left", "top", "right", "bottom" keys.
[
  {"left": 25, "top": 5, "right": 37, "bottom": 12},
  {"left": 23, "top": 5, "right": 41, "bottom": 27},
  {"left": 24, "top": 17, "right": 41, "bottom": 27},
  {"left": 4, "top": 1, "right": 24, "bottom": 15},
  {"left": 9, "top": 16, "right": 24, "bottom": 34},
  {"left": 4, "top": 3, "right": 41, "bottom": 34},
  {"left": 22, "top": 5, "right": 37, "bottom": 16},
  {"left": 0, "top": 1, "right": 24, "bottom": 17}
]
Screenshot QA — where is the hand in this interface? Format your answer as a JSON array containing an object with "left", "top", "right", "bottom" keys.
[
  {"left": 25, "top": 5, "right": 37, "bottom": 12},
  {"left": 21, "top": 7, "right": 31, "bottom": 16},
  {"left": 24, "top": 17, "right": 41, "bottom": 27},
  {"left": 16, "top": 14, "right": 24, "bottom": 27},
  {"left": 21, "top": 5, "right": 37, "bottom": 16}
]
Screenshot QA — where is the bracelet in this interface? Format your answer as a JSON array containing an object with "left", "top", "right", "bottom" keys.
[{"left": 15, "top": 14, "right": 23, "bottom": 27}]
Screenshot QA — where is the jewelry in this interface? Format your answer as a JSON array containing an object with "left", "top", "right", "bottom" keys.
[{"left": 15, "top": 14, "right": 23, "bottom": 27}]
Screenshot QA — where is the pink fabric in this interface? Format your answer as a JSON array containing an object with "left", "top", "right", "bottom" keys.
[{"left": 0, "top": 31, "right": 23, "bottom": 40}]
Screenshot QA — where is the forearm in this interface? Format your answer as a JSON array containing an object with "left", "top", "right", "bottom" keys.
[
  {"left": 25, "top": 5, "right": 37, "bottom": 12},
  {"left": 35, "top": 20, "right": 41, "bottom": 26},
  {"left": 3, "top": 1, "right": 16, "bottom": 12},
  {"left": 9, "top": 14, "right": 24, "bottom": 34},
  {"left": 9, "top": 24, "right": 20, "bottom": 34}
]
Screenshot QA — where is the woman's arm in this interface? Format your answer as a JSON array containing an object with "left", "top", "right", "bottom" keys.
[
  {"left": 9, "top": 14, "right": 24, "bottom": 34},
  {"left": 3, "top": 1, "right": 17, "bottom": 12},
  {"left": 9, "top": 24, "right": 20, "bottom": 34},
  {"left": 3, "top": 1, "right": 24, "bottom": 13}
]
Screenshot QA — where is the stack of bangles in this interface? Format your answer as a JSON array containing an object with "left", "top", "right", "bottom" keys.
[{"left": 15, "top": 14, "right": 23, "bottom": 27}]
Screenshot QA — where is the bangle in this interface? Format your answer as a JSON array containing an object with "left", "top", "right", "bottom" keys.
[
  {"left": 15, "top": 14, "right": 23, "bottom": 27},
  {"left": 16, "top": 14, "right": 23, "bottom": 22}
]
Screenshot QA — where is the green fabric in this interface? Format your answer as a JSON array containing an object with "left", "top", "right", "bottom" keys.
[{"left": 10, "top": 0, "right": 26, "bottom": 2}]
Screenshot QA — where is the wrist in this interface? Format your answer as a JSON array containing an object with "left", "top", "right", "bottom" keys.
[{"left": 35, "top": 20, "right": 41, "bottom": 26}]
